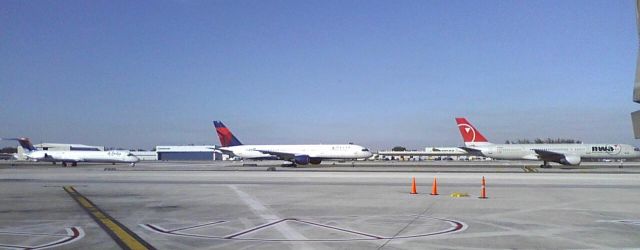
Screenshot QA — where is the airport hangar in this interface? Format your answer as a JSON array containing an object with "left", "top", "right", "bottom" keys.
[{"left": 153, "top": 145, "right": 223, "bottom": 161}]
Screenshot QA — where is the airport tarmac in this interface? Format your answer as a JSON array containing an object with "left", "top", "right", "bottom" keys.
[{"left": 0, "top": 161, "right": 639, "bottom": 249}]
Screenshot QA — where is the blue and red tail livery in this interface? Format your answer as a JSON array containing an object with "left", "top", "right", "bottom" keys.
[
  {"left": 4, "top": 137, "right": 37, "bottom": 151},
  {"left": 213, "top": 121, "right": 243, "bottom": 147}
]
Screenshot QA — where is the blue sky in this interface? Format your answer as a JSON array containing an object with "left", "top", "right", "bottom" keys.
[{"left": 0, "top": 0, "right": 638, "bottom": 150}]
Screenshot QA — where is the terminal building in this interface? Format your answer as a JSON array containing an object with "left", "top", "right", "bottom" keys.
[
  {"left": 155, "top": 145, "right": 222, "bottom": 161},
  {"left": 376, "top": 147, "right": 489, "bottom": 161}
]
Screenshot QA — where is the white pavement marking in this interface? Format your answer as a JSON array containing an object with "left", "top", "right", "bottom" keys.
[
  {"left": 599, "top": 219, "right": 640, "bottom": 226},
  {"left": 0, "top": 227, "right": 85, "bottom": 250},
  {"left": 229, "top": 185, "right": 312, "bottom": 247}
]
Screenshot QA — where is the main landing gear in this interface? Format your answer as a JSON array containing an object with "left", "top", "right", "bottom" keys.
[
  {"left": 539, "top": 161, "right": 552, "bottom": 168},
  {"left": 281, "top": 162, "right": 297, "bottom": 168}
]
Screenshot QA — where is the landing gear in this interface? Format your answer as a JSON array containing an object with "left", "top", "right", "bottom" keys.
[
  {"left": 539, "top": 161, "right": 552, "bottom": 168},
  {"left": 72, "top": 162, "right": 77, "bottom": 167},
  {"left": 62, "top": 162, "right": 68, "bottom": 167},
  {"left": 52, "top": 162, "right": 56, "bottom": 165},
  {"left": 129, "top": 163, "right": 136, "bottom": 167}
]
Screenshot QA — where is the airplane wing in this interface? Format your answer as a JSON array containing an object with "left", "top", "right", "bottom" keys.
[
  {"left": 215, "top": 148, "right": 237, "bottom": 157},
  {"left": 459, "top": 147, "right": 484, "bottom": 156},
  {"left": 40, "top": 152, "right": 83, "bottom": 162},
  {"left": 51, "top": 156, "right": 84, "bottom": 162},
  {"left": 58, "top": 156, "right": 84, "bottom": 162},
  {"left": 532, "top": 149, "right": 565, "bottom": 162},
  {"left": 255, "top": 150, "right": 297, "bottom": 161}
]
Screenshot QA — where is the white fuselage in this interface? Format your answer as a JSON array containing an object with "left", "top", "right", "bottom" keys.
[
  {"left": 221, "top": 144, "right": 373, "bottom": 160},
  {"left": 468, "top": 143, "right": 640, "bottom": 161},
  {"left": 25, "top": 150, "right": 140, "bottom": 164}
]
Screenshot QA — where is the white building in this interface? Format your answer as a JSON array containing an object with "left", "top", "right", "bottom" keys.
[{"left": 129, "top": 151, "right": 158, "bottom": 161}]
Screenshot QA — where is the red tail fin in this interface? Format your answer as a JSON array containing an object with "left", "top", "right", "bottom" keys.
[
  {"left": 455, "top": 118, "right": 489, "bottom": 144},
  {"left": 213, "top": 121, "right": 243, "bottom": 147}
]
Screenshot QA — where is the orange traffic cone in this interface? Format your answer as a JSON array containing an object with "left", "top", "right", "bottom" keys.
[
  {"left": 479, "top": 176, "right": 487, "bottom": 199},
  {"left": 430, "top": 177, "right": 439, "bottom": 195},
  {"left": 410, "top": 177, "right": 418, "bottom": 194}
]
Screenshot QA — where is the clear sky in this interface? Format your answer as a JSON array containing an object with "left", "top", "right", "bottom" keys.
[{"left": 1, "top": 0, "right": 638, "bottom": 150}]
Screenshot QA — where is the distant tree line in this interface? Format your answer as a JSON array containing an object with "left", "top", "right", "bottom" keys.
[{"left": 504, "top": 138, "right": 582, "bottom": 144}]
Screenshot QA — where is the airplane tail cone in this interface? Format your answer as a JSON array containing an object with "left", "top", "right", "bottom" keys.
[
  {"left": 410, "top": 177, "right": 418, "bottom": 195},
  {"left": 479, "top": 176, "right": 488, "bottom": 199},
  {"left": 430, "top": 177, "right": 439, "bottom": 195}
]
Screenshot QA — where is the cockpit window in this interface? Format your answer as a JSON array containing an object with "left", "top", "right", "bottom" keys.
[{"left": 362, "top": 148, "right": 370, "bottom": 152}]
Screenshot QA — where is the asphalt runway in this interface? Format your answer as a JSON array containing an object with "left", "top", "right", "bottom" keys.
[{"left": 0, "top": 161, "right": 639, "bottom": 249}]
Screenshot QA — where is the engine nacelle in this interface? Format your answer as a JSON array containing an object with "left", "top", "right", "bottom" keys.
[
  {"left": 309, "top": 158, "right": 322, "bottom": 165},
  {"left": 558, "top": 155, "right": 581, "bottom": 166},
  {"left": 480, "top": 147, "right": 496, "bottom": 156},
  {"left": 293, "top": 155, "right": 310, "bottom": 165}
]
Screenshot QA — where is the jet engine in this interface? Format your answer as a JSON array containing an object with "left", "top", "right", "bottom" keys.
[
  {"left": 309, "top": 158, "right": 322, "bottom": 165},
  {"left": 293, "top": 155, "right": 310, "bottom": 165},
  {"left": 558, "top": 155, "right": 581, "bottom": 166}
]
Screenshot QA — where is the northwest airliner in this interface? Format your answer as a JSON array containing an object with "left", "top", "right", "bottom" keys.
[
  {"left": 213, "top": 121, "right": 373, "bottom": 166},
  {"left": 455, "top": 118, "right": 640, "bottom": 167},
  {"left": 8, "top": 138, "right": 139, "bottom": 167}
]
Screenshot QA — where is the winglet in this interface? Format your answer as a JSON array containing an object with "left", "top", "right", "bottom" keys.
[
  {"left": 455, "top": 118, "right": 491, "bottom": 146},
  {"left": 213, "top": 121, "right": 243, "bottom": 147}
]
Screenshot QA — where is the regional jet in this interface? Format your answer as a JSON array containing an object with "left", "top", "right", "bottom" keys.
[
  {"left": 8, "top": 138, "right": 139, "bottom": 167},
  {"left": 213, "top": 121, "right": 373, "bottom": 166},
  {"left": 455, "top": 118, "right": 640, "bottom": 167}
]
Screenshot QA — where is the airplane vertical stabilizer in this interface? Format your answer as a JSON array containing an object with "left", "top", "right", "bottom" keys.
[
  {"left": 7, "top": 138, "right": 38, "bottom": 152},
  {"left": 213, "top": 121, "right": 243, "bottom": 147},
  {"left": 455, "top": 118, "right": 492, "bottom": 147}
]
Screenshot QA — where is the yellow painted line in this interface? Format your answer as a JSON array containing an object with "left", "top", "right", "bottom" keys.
[{"left": 63, "top": 186, "right": 154, "bottom": 250}]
